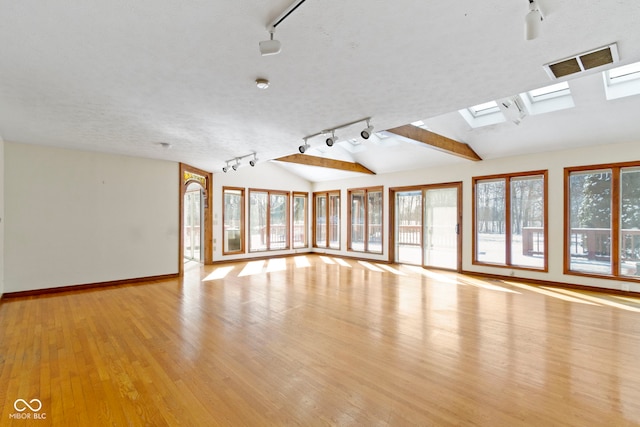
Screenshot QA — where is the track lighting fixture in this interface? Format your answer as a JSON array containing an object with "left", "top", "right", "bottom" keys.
[
  {"left": 525, "top": 0, "right": 544, "bottom": 41},
  {"left": 222, "top": 152, "right": 257, "bottom": 172},
  {"left": 259, "top": 31, "right": 282, "bottom": 56},
  {"left": 259, "top": 0, "right": 308, "bottom": 56},
  {"left": 326, "top": 131, "right": 338, "bottom": 147},
  {"left": 360, "top": 119, "right": 374, "bottom": 139},
  {"left": 297, "top": 117, "right": 373, "bottom": 154},
  {"left": 299, "top": 138, "right": 310, "bottom": 154}
]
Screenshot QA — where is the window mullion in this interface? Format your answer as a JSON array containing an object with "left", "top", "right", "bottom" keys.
[
  {"left": 611, "top": 168, "right": 621, "bottom": 276},
  {"left": 505, "top": 178, "right": 512, "bottom": 266}
]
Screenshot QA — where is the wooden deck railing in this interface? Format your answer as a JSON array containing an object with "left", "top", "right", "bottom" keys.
[{"left": 522, "top": 227, "right": 640, "bottom": 261}]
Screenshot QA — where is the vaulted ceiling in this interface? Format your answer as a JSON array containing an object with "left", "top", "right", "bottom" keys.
[{"left": 1, "top": 1, "right": 639, "bottom": 182}]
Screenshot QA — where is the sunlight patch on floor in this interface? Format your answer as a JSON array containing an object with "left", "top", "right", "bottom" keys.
[
  {"left": 294, "top": 256, "right": 311, "bottom": 268},
  {"left": 404, "top": 266, "right": 459, "bottom": 285},
  {"left": 333, "top": 258, "right": 351, "bottom": 267},
  {"left": 266, "top": 258, "right": 287, "bottom": 272},
  {"left": 503, "top": 281, "right": 597, "bottom": 305},
  {"left": 320, "top": 256, "right": 335, "bottom": 264},
  {"left": 376, "top": 264, "right": 407, "bottom": 276},
  {"left": 542, "top": 287, "right": 640, "bottom": 312},
  {"left": 238, "top": 260, "right": 266, "bottom": 277},
  {"left": 358, "top": 261, "right": 384, "bottom": 272},
  {"left": 458, "top": 277, "right": 519, "bottom": 294},
  {"left": 203, "top": 266, "right": 235, "bottom": 281}
]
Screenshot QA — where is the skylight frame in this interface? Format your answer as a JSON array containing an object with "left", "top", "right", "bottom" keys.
[
  {"left": 468, "top": 101, "right": 500, "bottom": 118},
  {"left": 605, "top": 61, "right": 640, "bottom": 85},
  {"left": 526, "top": 82, "right": 571, "bottom": 103},
  {"left": 603, "top": 60, "right": 640, "bottom": 100}
]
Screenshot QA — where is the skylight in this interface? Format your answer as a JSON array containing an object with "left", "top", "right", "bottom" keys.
[
  {"left": 519, "top": 81, "right": 574, "bottom": 116},
  {"left": 468, "top": 101, "right": 500, "bottom": 117},
  {"left": 459, "top": 100, "right": 505, "bottom": 128},
  {"left": 603, "top": 60, "right": 640, "bottom": 100},
  {"left": 527, "top": 82, "right": 571, "bottom": 102},
  {"left": 607, "top": 61, "right": 640, "bottom": 84}
]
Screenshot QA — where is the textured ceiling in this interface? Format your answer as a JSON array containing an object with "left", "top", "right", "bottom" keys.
[{"left": 1, "top": 1, "right": 640, "bottom": 181}]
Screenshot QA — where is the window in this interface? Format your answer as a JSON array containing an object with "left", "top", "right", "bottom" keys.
[
  {"left": 520, "top": 82, "right": 574, "bottom": 115},
  {"left": 526, "top": 82, "right": 571, "bottom": 102},
  {"left": 348, "top": 187, "right": 383, "bottom": 253},
  {"left": 223, "top": 187, "right": 244, "bottom": 254},
  {"left": 459, "top": 101, "right": 506, "bottom": 128},
  {"left": 249, "top": 189, "right": 289, "bottom": 252},
  {"left": 314, "top": 191, "right": 340, "bottom": 249},
  {"left": 293, "top": 193, "right": 308, "bottom": 249},
  {"left": 604, "top": 60, "right": 640, "bottom": 100},
  {"left": 607, "top": 61, "right": 640, "bottom": 84},
  {"left": 566, "top": 163, "right": 640, "bottom": 279},
  {"left": 468, "top": 101, "right": 500, "bottom": 117},
  {"left": 474, "top": 171, "right": 547, "bottom": 270}
]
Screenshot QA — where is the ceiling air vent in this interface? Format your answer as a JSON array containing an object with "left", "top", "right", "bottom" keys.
[{"left": 544, "top": 43, "right": 619, "bottom": 79}]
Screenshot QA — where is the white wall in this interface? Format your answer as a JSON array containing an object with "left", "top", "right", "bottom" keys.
[
  {"left": 311, "top": 140, "right": 640, "bottom": 293},
  {"left": 4, "top": 143, "right": 179, "bottom": 293},
  {"left": 213, "top": 161, "right": 312, "bottom": 260},
  {"left": 0, "top": 136, "right": 4, "bottom": 298}
]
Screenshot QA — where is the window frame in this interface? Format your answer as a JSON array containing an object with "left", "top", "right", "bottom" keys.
[
  {"left": 313, "top": 190, "right": 340, "bottom": 249},
  {"left": 473, "top": 170, "right": 548, "bottom": 271},
  {"left": 564, "top": 161, "right": 640, "bottom": 282},
  {"left": 222, "top": 187, "right": 245, "bottom": 255},
  {"left": 347, "top": 186, "right": 383, "bottom": 254},
  {"left": 292, "top": 192, "right": 309, "bottom": 249},
  {"left": 248, "top": 188, "right": 290, "bottom": 253}
]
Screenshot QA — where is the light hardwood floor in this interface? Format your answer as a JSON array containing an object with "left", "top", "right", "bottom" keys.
[{"left": 2, "top": 255, "right": 640, "bottom": 426}]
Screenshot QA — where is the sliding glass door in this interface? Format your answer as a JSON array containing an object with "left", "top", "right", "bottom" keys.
[
  {"left": 394, "top": 183, "right": 461, "bottom": 271},
  {"left": 423, "top": 187, "right": 459, "bottom": 269}
]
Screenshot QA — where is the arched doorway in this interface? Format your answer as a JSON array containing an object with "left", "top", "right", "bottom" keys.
[
  {"left": 184, "top": 181, "right": 204, "bottom": 263},
  {"left": 179, "top": 163, "right": 213, "bottom": 275}
]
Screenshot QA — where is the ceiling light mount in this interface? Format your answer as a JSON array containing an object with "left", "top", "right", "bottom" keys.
[{"left": 256, "top": 78, "right": 270, "bottom": 89}]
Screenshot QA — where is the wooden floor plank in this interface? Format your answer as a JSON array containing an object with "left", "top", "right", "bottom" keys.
[{"left": 2, "top": 255, "right": 640, "bottom": 425}]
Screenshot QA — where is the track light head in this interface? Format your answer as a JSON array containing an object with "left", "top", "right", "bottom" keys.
[
  {"left": 525, "top": 0, "right": 544, "bottom": 40},
  {"left": 361, "top": 120, "right": 374, "bottom": 139},
  {"left": 249, "top": 160, "right": 256, "bottom": 167},
  {"left": 222, "top": 166, "right": 228, "bottom": 173},
  {"left": 299, "top": 139, "right": 310, "bottom": 154},
  {"left": 259, "top": 31, "right": 282, "bottom": 56},
  {"left": 326, "top": 131, "right": 338, "bottom": 147}
]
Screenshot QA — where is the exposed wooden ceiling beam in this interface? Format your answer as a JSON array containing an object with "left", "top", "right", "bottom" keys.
[
  {"left": 386, "top": 124, "right": 482, "bottom": 161},
  {"left": 275, "top": 154, "right": 375, "bottom": 175}
]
